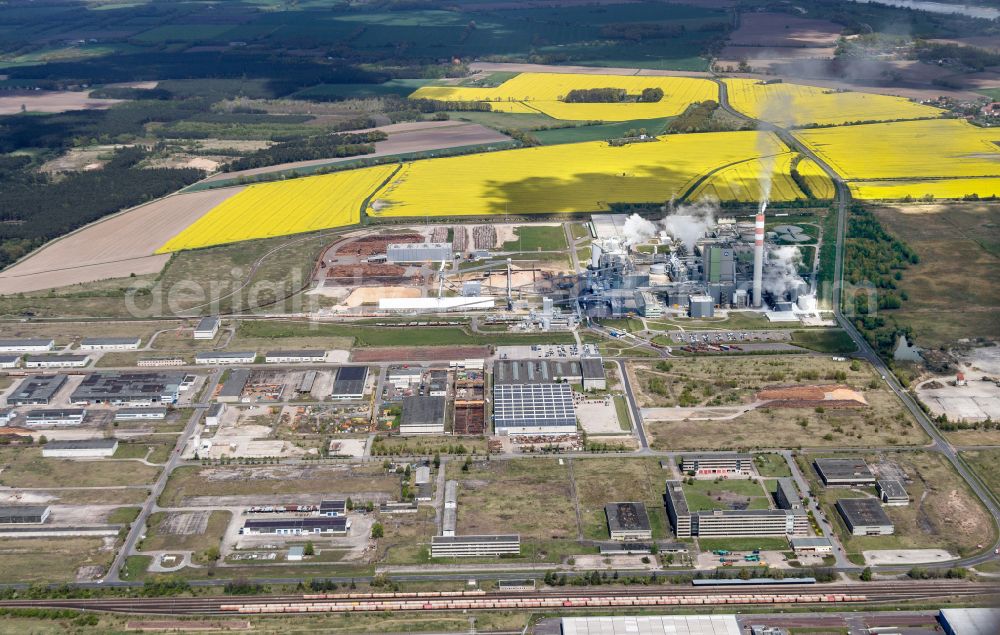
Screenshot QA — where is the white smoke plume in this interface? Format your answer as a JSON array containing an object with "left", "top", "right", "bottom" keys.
[
  {"left": 622, "top": 214, "right": 657, "bottom": 246},
  {"left": 755, "top": 91, "right": 793, "bottom": 212},
  {"left": 763, "top": 245, "right": 806, "bottom": 299},
  {"left": 661, "top": 199, "right": 718, "bottom": 251}
]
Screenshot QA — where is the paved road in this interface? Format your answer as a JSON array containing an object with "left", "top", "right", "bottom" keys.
[
  {"left": 781, "top": 449, "right": 851, "bottom": 569},
  {"left": 613, "top": 359, "right": 649, "bottom": 450},
  {"left": 713, "top": 77, "right": 1000, "bottom": 568}
]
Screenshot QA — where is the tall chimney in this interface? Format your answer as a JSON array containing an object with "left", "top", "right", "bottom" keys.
[{"left": 752, "top": 208, "right": 765, "bottom": 308}]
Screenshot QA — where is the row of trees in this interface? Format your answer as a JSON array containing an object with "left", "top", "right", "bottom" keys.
[
  {"left": 562, "top": 87, "right": 664, "bottom": 103},
  {"left": 224, "top": 130, "right": 387, "bottom": 172}
]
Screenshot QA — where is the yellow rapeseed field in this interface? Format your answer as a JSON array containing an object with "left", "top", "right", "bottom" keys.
[
  {"left": 723, "top": 79, "right": 944, "bottom": 127},
  {"left": 795, "top": 157, "right": 836, "bottom": 199},
  {"left": 690, "top": 153, "right": 806, "bottom": 202},
  {"left": 850, "top": 178, "right": 1000, "bottom": 200},
  {"left": 411, "top": 73, "right": 718, "bottom": 121},
  {"left": 157, "top": 166, "right": 395, "bottom": 252},
  {"left": 369, "top": 131, "right": 804, "bottom": 218}
]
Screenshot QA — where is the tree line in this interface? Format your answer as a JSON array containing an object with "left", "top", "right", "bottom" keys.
[
  {"left": 562, "top": 87, "right": 664, "bottom": 104},
  {"left": 224, "top": 131, "right": 388, "bottom": 172}
]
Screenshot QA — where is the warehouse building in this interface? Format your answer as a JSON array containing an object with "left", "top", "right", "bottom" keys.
[
  {"left": 835, "top": 498, "right": 894, "bottom": 536},
  {"left": 0, "top": 505, "right": 50, "bottom": 524},
  {"left": 71, "top": 371, "right": 185, "bottom": 405},
  {"left": 319, "top": 500, "right": 346, "bottom": 517},
  {"left": 790, "top": 537, "right": 833, "bottom": 555},
  {"left": 217, "top": 369, "right": 250, "bottom": 403},
  {"left": 194, "top": 316, "right": 220, "bottom": 340},
  {"left": 814, "top": 458, "right": 876, "bottom": 486},
  {"left": 877, "top": 479, "right": 909, "bottom": 506},
  {"left": 665, "top": 481, "right": 807, "bottom": 538},
  {"left": 331, "top": 366, "right": 368, "bottom": 400},
  {"left": 25, "top": 409, "right": 86, "bottom": 427},
  {"left": 25, "top": 354, "right": 89, "bottom": 369},
  {"left": 388, "top": 367, "right": 423, "bottom": 388},
  {"left": 8, "top": 374, "right": 67, "bottom": 405},
  {"left": 114, "top": 407, "right": 167, "bottom": 421},
  {"left": 79, "top": 337, "right": 141, "bottom": 351},
  {"left": 581, "top": 357, "right": 607, "bottom": 391},
  {"left": 681, "top": 453, "right": 753, "bottom": 477},
  {"left": 399, "top": 395, "right": 446, "bottom": 435},
  {"left": 775, "top": 478, "right": 802, "bottom": 511},
  {"left": 264, "top": 350, "right": 327, "bottom": 364},
  {"left": 443, "top": 480, "right": 457, "bottom": 537},
  {"left": 938, "top": 608, "right": 1000, "bottom": 635},
  {"left": 494, "top": 359, "right": 586, "bottom": 385},
  {"left": 195, "top": 351, "right": 256, "bottom": 365},
  {"left": 561, "top": 615, "right": 741, "bottom": 635},
  {"left": 386, "top": 242, "right": 452, "bottom": 263},
  {"left": 240, "top": 517, "right": 349, "bottom": 536},
  {"left": 42, "top": 438, "right": 118, "bottom": 458},
  {"left": 430, "top": 534, "right": 520, "bottom": 558},
  {"left": 0, "top": 355, "right": 21, "bottom": 369},
  {"left": 606, "top": 502, "right": 652, "bottom": 541},
  {"left": 0, "top": 339, "right": 55, "bottom": 353},
  {"left": 205, "top": 403, "right": 225, "bottom": 426},
  {"left": 493, "top": 383, "right": 577, "bottom": 436}
]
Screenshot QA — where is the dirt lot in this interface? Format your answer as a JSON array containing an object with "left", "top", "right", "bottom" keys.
[
  {"left": 572, "top": 457, "right": 669, "bottom": 541},
  {"left": 353, "top": 346, "right": 489, "bottom": 362},
  {"left": 159, "top": 464, "right": 398, "bottom": 507},
  {"left": 0, "top": 537, "right": 115, "bottom": 583},
  {"left": 634, "top": 356, "right": 926, "bottom": 450},
  {"left": 0, "top": 319, "right": 176, "bottom": 347},
  {"left": 802, "top": 451, "right": 995, "bottom": 559},
  {"left": 873, "top": 203, "right": 1000, "bottom": 348},
  {"left": 141, "top": 510, "right": 231, "bottom": 561},
  {"left": 203, "top": 121, "right": 510, "bottom": 182},
  {"left": 446, "top": 458, "right": 577, "bottom": 541},
  {"left": 0, "top": 448, "right": 160, "bottom": 488},
  {"left": 0, "top": 188, "right": 240, "bottom": 295},
  {"left": 717, "top": 12, "right": 841, "bottom": 71}
]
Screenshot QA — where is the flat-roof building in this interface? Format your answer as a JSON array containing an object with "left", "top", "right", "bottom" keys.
[
  {"left": 581, "top": 357, "right": 607, "bottom": 391},
  {"left": 71, "top": 371, "right": 185, "bottom": 405},
  {"left": 681, "top": 453, "right": 753, "bottom": 477},
  {"left": 493, "top": 383, "right": 576, "bottom": 436},
  {"left": 331, "top": 366, "right": 368, "bottom": 400},
  {"left": 494, "top": 359, "right": 584, "bottom": 385},
  {"left": 388, "top": 367, "right": 423, "bottom": 387},
  {"left": 561, "top": 615, "right": 741, "bottom": 635},
  {"left": 138, "top": 358, "right": 184, "bottom": 367},
  {"left": 443, "top": 480, "right": 458, "bottom": 537},
  {"left": 264, "top": 350, "right": 326, "bottom": 363},
  {"left": 775, "top": 478, "right": 802, "bottom": 511},
  {"left": 430, "top": 534, "right": 520, "bottom": 558},
  {"left": 25, "top": 409, "right": 86, "bottom": 427},
  {"left": 665, "top": 480, "right": 807, "bottom": 538},
  {"left": 790, "top": 537, "right": 834, "bottom": 555},
  {"left": 938, "top": 608, "right": 1000, "bottom": 635},
  {"left": 835, "top": 498, "right": 894, "bottom": 536},
  {"left": 240, "top": 517, "right": 349, "bottom": 536},
  {"left": 386, "top": 242, "right": 452, "bottom": 263},
  {"left": 319, "top": 500, "right": 346, "bottom": 517},
  {"left": 80, "top": 337, "right": 141, "bottom": 351},
  {"left": 217, "top": 369, "right": 250, "bottom": 403},
  {"left": 400, "top": 395, "right": 446, "bottom": 435},
  {"left": 814, "top": 458, "right": 876, "bottom": 486},
  {"left": 606, "top": 502, "right": 653, "bottom": 541},
  {"left": 0, "top": 505, "right": 50, "bottom": 524},
  {"left": 877, "top": 479, "right": 909, "bottom": 506},
  {"left": 42, "top": 438, "right": 118, "bottom": 458},
  {"left": 194, "top": 316, "right": 220, "bottom": 340},
  {"left": 0, "top": 339, "right": 54, "bottom": 353},
  {"left": 414, "top": 466, "right": 431, "bottom": 485},
  {"left": 0, "top": 355, "right": 21, "bottom": 369},
  {"left": 195, "top": 351, "right": 256, "bottom": 365},
  {"left": 25, "top": 354, "right": 89, "bottom": 369},
  {"left": 114, "top": 407, "right": 167, "bottom": 421},
  {"left": 205, "top": 402, "right": 225, "bottom": 426},
  {"left": 8, "top": 374, "right": 67, "bottom": 405}
]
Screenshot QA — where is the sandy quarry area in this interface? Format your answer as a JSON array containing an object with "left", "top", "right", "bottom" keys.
[
  {"left": 204, "top": 120, "right": 510, "bottom": 182},
  {"left": 0, "top": 187, "right": 240, "bottom": 295},
  {"left": 758, "top": 384, "right": 867, "bottom": 405},
  {"left": 344, "top": 286, "right": 420, "bottom": 307},
  {"left": 0, "top": 90, "right": 122, "bottom": 115}
]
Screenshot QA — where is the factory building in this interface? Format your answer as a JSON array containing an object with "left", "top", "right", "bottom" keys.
[
  {"left": 194, "top": 316, "right": 221, "bottom": 340},
  {"left": 665, "top": 481, "right": 807, "bottom": 538},
  {"left": 443, "top": 480, "right": 457, "bottom": 537},
  {"left": 388, "top": 367, "right": 423, "bottom": 388},
  {"left": 835, "top": 498, "right": 894, "bottom": 536},
  {"left": 25, "top": 354, "right": 90, "bottom": 369},
  {"left": 217, "top": 369, "right": 250, "bottom": 403},
  {"left": 430, "top": 534, "right": 520, "bottom": 558},
  {"left": 42, "top": 438, "right": 118, "bottom": 458},
  {"left": 877, "top": 479, "right": 909, "bottom": 506},
  {"left": 264, "top": 350, "right": 327, "bottom": 364},
  {"left": 606, "top": 502, "right": 652, "bottom": 541},
  {"left": 195, "top": 351, "right": 256, "bottom": 365},
  {"left": 205, "top": 403, "right": 226, "bottom": 426},
  {"left": 240, "top": 517, "right": 350, "bottom": 536},
  {"left": 0, "top": 505, "right": 51, "bottom": 524},
  {"left": 25, "top": 409, "right": 87, "bottom": 427},
  {"left": 813, "top": 458, "right": 876, "bottom": 486},
  {"left": 0, "top": 355, "right": 21, "bottom": 369},
  {"left": 775, "top": 478, "right": 802, "bottom": 511},
  {"left": 114, "top": 407, "right": 167, "bottom": 421},
  {"left": 331, "top": 366, "right": 368, "bottom": 400},
  {"left": 681, "top": 453, "right": 753, "bottom": 477},
  {"left": 7, "top": 374, "right": 67, "bottom": 405},
  {"left": 688, "top": 294, "right": 714, "bottom": 318},
  {"left": 79, "top": 337, "right": 141, "bottom": 351},
  {"left": 561, "top": 615, "right": 741, "bottom": 635},
  {"left": 71, "top": 371, "right": 185, "bottom": 406},
  {"left": 0, "top": 339, "right": 55, "bottom": 353},
  {"left": 386, "top": 242, "right": 453, "bottom": 263},
  {"left": 493, "top": 383, "right": 577, "bottom": 436},
  {"left": 319, "top": 500, "right": 346, "bottom": 517},
  {"left": 790, "top": 537, "right": 833, "bottom": 555}
]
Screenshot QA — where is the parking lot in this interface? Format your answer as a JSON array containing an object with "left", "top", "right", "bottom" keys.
[
  {"left": 495, "top": 343, "right": 599, "bottom": 360},
  {"left": 668, "top": 330, "right": 791, "bottom": 344}
]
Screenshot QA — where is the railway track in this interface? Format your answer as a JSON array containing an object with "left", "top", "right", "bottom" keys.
[{"left": 1, "top": 582, "right": 993, "bottom": 616}]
